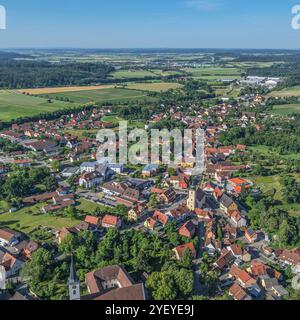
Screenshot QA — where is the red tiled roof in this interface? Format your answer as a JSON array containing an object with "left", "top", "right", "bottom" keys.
[
  {"left": 152, "top": 210, "right": 168, "bottom": 225},
  {"left": 173, "top": 242, "right": 196, "bottom": 259},
  {"left": 229, "top": 265, "right": 256, "bottom": 287},
  {"left": 102, "top": 215, "right": 119, "bottom": 227},
  {"left": 84, "top": 215, "right": 101, "bottom": 226}
]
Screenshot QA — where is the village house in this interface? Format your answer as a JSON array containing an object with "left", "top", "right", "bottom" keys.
[
  {"left": 1, "top": 252, "right": 23, "bottom": 277},
  {"left": 229, "top": 283, "right": 251, "bottom": 301},
  {"left": 228, "top": 265, "right": 260, "bottom": 298},
  {"left": 56, "top": 221, "right": 100, "bottom": 244},
  {"left": 84, "top": 215, "right": 102, "bottom": 228},
  {"left": 277, "top": 248, "right": 300, "bottom": 273},
  {"left": 102, "top": 181, "right": 128, "bottom": 197},
  {"left": 227, "top": 244, "right": 243, "bottom": 259},
  {"left": 219, "top": 193, "right": 238, "bottom": 214},
  {"left": 179, "top": 220, "right": 196, "bottom": 238},
  {"left": 84, "top": 265, "right": 146, "bottom": 300},
  {"left": 102, "top": 215, "right": 122, "bottom": 230},
  {"left": 173, "top": 242, "right": 196, "bottom": 261},
  {"left": 12, "top": 159, "right": 32, "bottom": 167},
  {"left": 214, "top": 249, "right": 235, "bottom": 271},
  {"left": 144, "top": 210, "right": 169, "bottom": 230},
  {"left": 79, "top": 172, "right": 103, "bottom": 189},
  {"left": 195, "top": 209, "right": 213, "bottom": 222},
  {"left": 128, "top": 204, "right": 147, "bottom": 222},
  {"left": 0, "top": 228, "right": 21, "bottom": 247},
  {"left": 169, "top": 175, "right": 189, "bottom": 190},
  {"left": 20, "top": 240, "right": 38, "bottom": 260},
  {"left": 245, "top": 228, "right": 258, "bottom": 244},
  {"left": 229, "top": 210, "right": 247, "bottom": 228},
  {"left": 167, "top": 204, "right": 191, "bottom": 222}
]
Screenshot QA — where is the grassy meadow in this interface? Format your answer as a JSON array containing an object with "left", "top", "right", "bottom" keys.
[
  {"left": 0, "top": 90, "right": 79, "bottom": 121},
  {"left": 270, "top": 104, "right": 300, "bottom": 115},
  {"left": 40, "top": 88, "right": 152, "bottom": 104},
  {"left": 269, "top": 85, "right": 300, "bottom": 98}
]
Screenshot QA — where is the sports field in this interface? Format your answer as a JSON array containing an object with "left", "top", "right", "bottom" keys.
[
  {"left": 40, "top": 88, "right": 151, "bottom": 104},
  {"left": 0, "top": 90, "right": 78, "bottom": 121}
]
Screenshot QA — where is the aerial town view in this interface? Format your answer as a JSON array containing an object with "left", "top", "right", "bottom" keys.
[{"left": 0, "top": 0, "right": 300, "bottom": 309}]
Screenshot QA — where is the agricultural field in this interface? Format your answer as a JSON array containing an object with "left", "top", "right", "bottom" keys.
[
  {"left": 0, "top": 203, "right": 80, "bottom": 233},
  {"left": 182, "top": 67, "right": 242, "bottom": 81},
  {"left": 270, "top": 104, "right": 300, "bottom": 115},
  {"left": 269, "top": 85, "right": 300, "bottom": 97},
  {"left": 0, "top": 90, "right": 79, "bottom": 122},
  {"left": 125, "top": 82, "right": 182, "bottom": 92},
  {"left": 149, "top": 69, "right": 184, "bottom": 77},
  {"left": 40, "top": 87, "right": 152, "bottom": 104},
  {"left": 19, "top": 84, "right": 116, "bottom": 95}
]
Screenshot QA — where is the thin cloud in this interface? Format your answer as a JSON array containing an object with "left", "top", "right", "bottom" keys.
[{"left": 184, "top": 0, "right": 222, "bottom": 11}]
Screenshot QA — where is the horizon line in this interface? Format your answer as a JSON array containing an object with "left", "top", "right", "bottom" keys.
[{"left": 1, "top": 47, "right": 300, "bottom": 51}]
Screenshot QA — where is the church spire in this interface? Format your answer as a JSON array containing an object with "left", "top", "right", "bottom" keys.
[
  {"left": 69, "top": 255, "right": 79, "bottom": 283},
  {"left": 68, "top": 255, "right": 80, "bottom": 300}
]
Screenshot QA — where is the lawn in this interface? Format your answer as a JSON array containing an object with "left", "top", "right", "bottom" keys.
[
  {"left": 0, "top": 90, "right": 79, "bottom": 122},
  {"left": 253, "top": 175, "right": 283, "bottom": 201},
  {"left": 269, "top": 85, "right": 300, "bottom": 98},
  {"left": 0, "top": 203, "right": 80, "bottom": 233},
  {"left": 0, "top": 200, "right": 10, "bottom": 214},
  {"left": 76, "top": 199, "right": 103, "bottom": 213},
  {"left": 125, "top": 82, "right": 182, "bottom": 92},
  {"left": 41, "top": 88, "right": 151, "bottom": 104},
  {"left": 270, "top": 104, "right": 300, "bottom": 115},
  {"left": 101, "top": 114, "right": 123, "bottom": 124}
]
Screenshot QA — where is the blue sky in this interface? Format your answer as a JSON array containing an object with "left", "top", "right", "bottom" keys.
[{"left": 0, "top": 0, "right": 300, "bottom": 48}]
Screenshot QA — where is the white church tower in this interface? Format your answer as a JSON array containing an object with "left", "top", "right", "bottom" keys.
[{"left": 68, "top": 256, "right": 80, "bottom": 300}]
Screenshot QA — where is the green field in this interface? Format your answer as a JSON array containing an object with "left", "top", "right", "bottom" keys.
[
  {"left": 0, "top": 90, "right": 79, "bottom": 121},
  {"left": 125, "top": 82, "right": 182, "bottom": 92},
  {"left": 41, "top": 88, "right": 151, "bottom": 104},
  {"left": 182, "top": 67, "right": 241, "bottom": 80},
  {"left": 269, "top": 85, "right": 300, "bottom": 98},
  {"left": 271, "top": 104, "right": 300, "bottom": 115},
  {"left": 0, "top": 203, "right": 80, "bottom": 233},
  {"left": 101, "top": 114, "right": 123, "bottom": 124}
]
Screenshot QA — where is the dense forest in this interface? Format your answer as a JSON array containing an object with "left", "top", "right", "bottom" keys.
[{"left": 0, "top": 60, "right": 115, "bottom": 88}]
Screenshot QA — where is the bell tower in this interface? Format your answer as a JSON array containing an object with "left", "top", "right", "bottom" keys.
[
  {"left": 68, "top": 256, "right": 80, "bottom": 300},
  {"left": 187, "top": 188, "right": 196, "bottom": 211}
]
